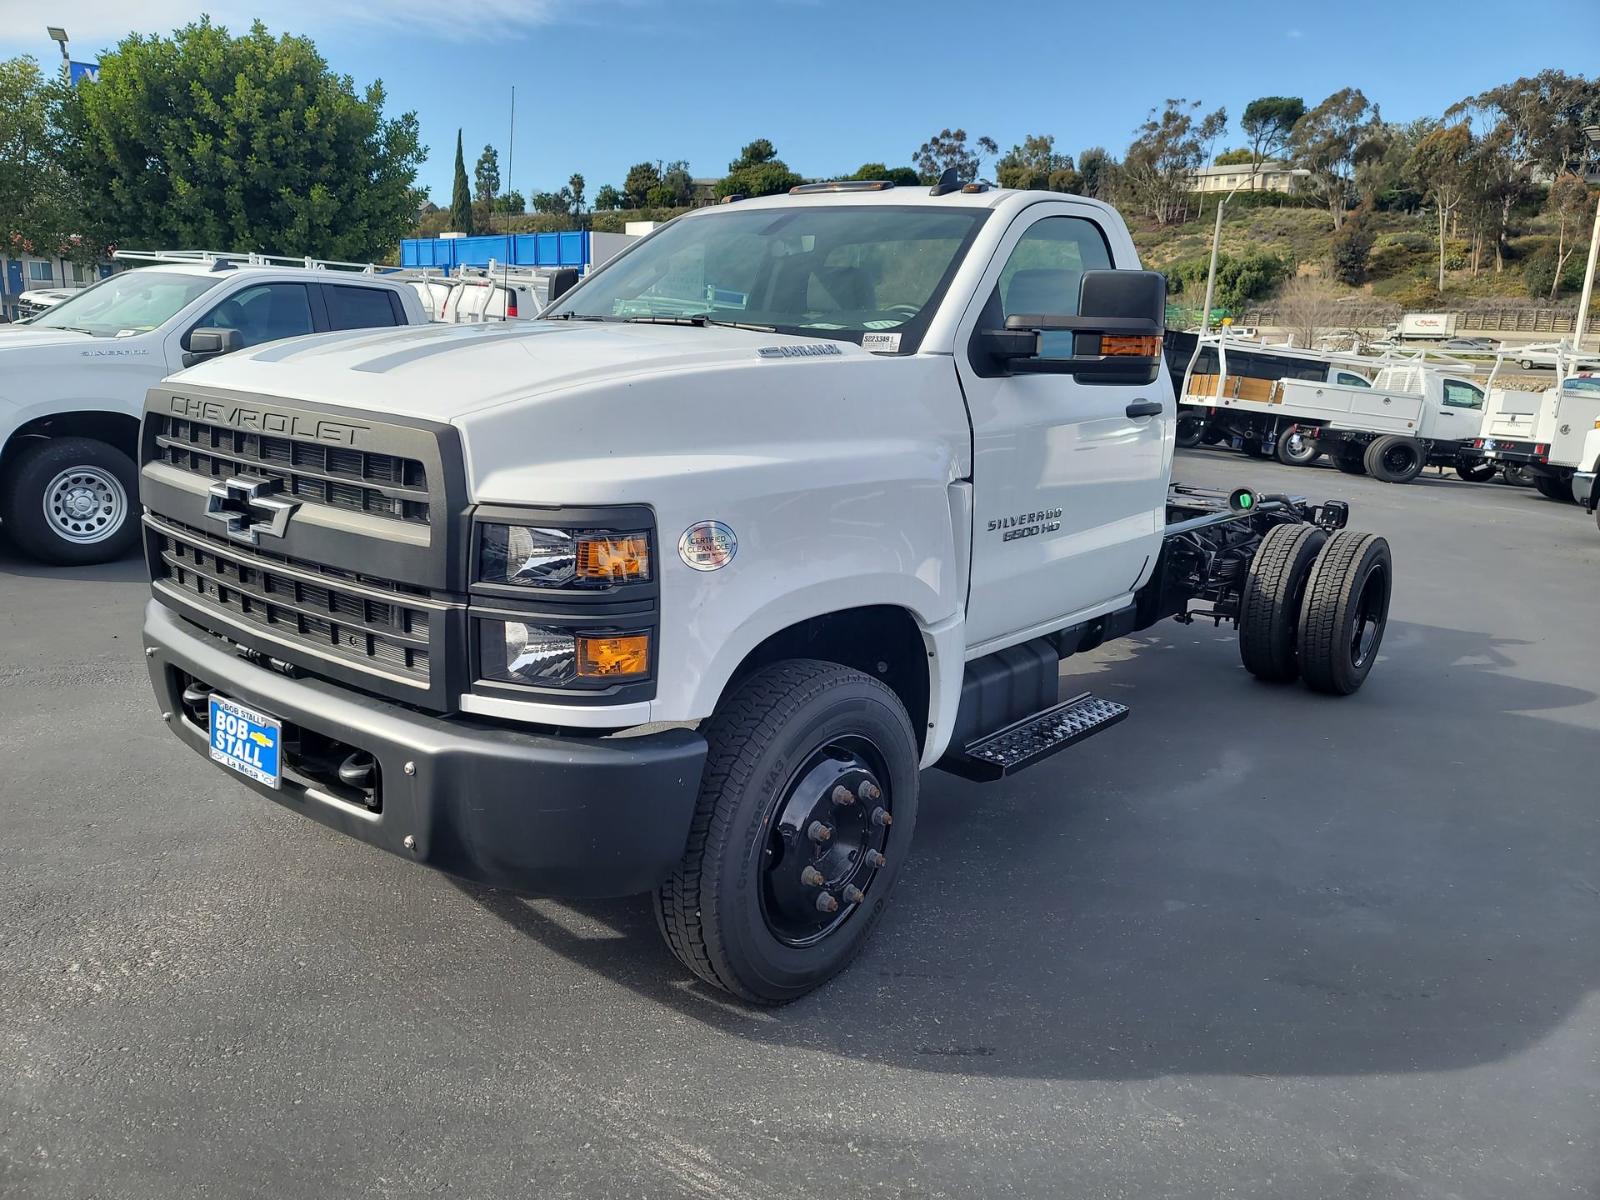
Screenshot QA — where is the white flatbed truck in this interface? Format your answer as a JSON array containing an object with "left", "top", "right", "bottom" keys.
[
  {"left": 138, "top": 179, "right": 1395, "bottom": 1002},
  {"left": 1458, "top": 345, "right": 1600, "bottom": 504}
]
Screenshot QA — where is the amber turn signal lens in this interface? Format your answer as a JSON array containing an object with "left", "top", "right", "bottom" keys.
[
  {"left": 576, "top": 633, "right": 650, "bottom": 678},
  {"left": 575, "top": 534, "right": 650, "bottom": 582},
  {"left": 1100, "top": 335, "right": 1162, "bottom": 357}
]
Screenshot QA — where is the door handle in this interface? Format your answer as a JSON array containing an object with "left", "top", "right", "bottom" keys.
[{"left": 1125, "top": 399, "right": 1164, "bottom": 418}]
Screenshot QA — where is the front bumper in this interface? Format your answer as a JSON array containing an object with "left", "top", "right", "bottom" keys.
[
  {"left": 1575, "top": 471, "right": 1597, "bottom": 509},
  {"left": 143, "top": 601, "right": 706, "bottom": 898}
]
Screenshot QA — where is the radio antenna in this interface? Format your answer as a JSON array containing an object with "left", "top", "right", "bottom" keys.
[{"left": 501, "top": 85, "right": 515, "bottom": 321}]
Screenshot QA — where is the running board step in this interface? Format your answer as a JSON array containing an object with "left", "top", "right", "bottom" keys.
[{"left": 943, "top": 692, "right": 1130, "bottom": 782}]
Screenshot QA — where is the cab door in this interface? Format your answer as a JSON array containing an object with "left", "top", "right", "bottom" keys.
[
  {"left": 955, "top": 206, "right": 1172, "bottom": 650},
  {"left": 1433, "top": 377, "right": 1485, "bottom": 440}
]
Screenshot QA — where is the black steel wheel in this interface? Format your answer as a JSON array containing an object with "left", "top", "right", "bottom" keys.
[
  {"left": 1363, "top": 435, "right": 1425, "bottom": 484},
  {"left": 1175, "top": 414, "right": 1205, "bottom": 449},
  {"left": 1297, "top": 531, "right": 1393, "bottom": 695},
  {"left": 1532, "top": 473, "right": 1572, "bottom": 502},
  {"left": 654, "top": 659, "right": 918, "bottom": 1004},
  {"left": 1500, "top": 464, "right": 1535, "bottom": 487},
  {"left": 1241, "top": 435, "right": 1272, "bottom": 460},
  {"left": 1239, "top": 523, "right": 1328, "bottom": 682},
  {"left": 1274, "top": 427, "right": 1322, "bottom": 467},
  {"left": 1332, "top": 453, "right": 1368, "bottom": 475},
  {"left": 1455, "top": 459, "right": 1497, "bottom": 483}
]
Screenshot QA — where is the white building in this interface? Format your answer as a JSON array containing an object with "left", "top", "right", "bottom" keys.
[{"left": 1189, "top": 161, "right": 1305, "bottom": 195}]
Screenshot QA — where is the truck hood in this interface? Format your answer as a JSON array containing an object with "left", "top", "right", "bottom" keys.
[
  {"left": 0, "top": 326, "right": 101, "bottom": 353},
  {"left": 177, "top": 320, "right": 868, "bottom": 422}
]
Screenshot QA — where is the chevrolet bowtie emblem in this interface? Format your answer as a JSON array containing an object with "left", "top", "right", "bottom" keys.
[{"left": 204, "top": 475, "right": 299, "bottom": 545}]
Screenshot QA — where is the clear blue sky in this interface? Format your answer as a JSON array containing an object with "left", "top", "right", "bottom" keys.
[{"left": 2, "top": 0, "right": 1596, "bottom": 202}]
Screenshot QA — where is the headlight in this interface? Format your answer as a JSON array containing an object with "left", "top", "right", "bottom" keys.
[
  {"left": 480, "top": 524, "right": 651, "bottom": 588},
  {"left": 482, "top": 621, "right": 651, "bottom": 687}
]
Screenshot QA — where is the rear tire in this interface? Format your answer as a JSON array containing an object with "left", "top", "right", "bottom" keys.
[
  {"left": 1532, "top": 473, "right": 1571, "bottom": 502},
  {"left": 1297, "top": 532, "right": 1393, "bottom": 696},
  {"left": 1333, "top": 453, "right": 1368, "bottom": 476},
  {"left": 1274, "top": 428, "right": 1322, "bottom": 466},
  {"left": 1175, "top": 414, "right": 1205, "bottom": 449},
  {"left": 654, "top": 659, "right": 919, "bottom": 1004},
  {"left": 1239, "top": 523, "right": 1328, "bottom": 682},
  {"left": 1241, "top": 435, "right": 1272, "bottom": 459},
  {"left": 0, "top": 437, "right": 139, "bottom": 565},
  {"left": 1363, "top": 435, "right": 1425, "bottom": 484},
  {"left": 1500, "top": 464, "right": 1534, "bottom": 487},
  {"left": 1455, "top": 460, "right": 1496, "bottom": 483}
]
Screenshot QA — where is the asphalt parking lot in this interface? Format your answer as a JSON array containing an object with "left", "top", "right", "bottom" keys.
[{"left": 2, "top": 448, "right": 1596, "bottom": 1200}]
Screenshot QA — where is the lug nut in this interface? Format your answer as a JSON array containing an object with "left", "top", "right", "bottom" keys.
[
  {"left": 865, "top": 850, "right": 886, "bottom": 869},
  {"left": 800, "top": 866, "right": 827, "bottom": 888},
  {"left": 807, "top": 820, "right": 833, "bottom": 844},
  {"left": 858, "top": 780, "right": 881, "bottom": 802},
  {"left": 842, "top": 885, "right": 865, "bottom": 905},
  {"left": 871, "top": 807, "right": 892, "bottom": 828},
  {"left": 831, "top": 784, "right": 856, "bottom": 807},
  {"left": 815, "top": 892, "right": 840, "bottom": 914}
]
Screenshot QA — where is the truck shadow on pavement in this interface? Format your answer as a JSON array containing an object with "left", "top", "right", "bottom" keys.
[
  {"left": 0, "top": 530, "right": 146, "bottom": 583},
  {"left": 457, "top": 619, "right": 1599, "bottom": 1082}
]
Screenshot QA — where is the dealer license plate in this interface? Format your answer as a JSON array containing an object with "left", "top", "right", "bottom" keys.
[{"left": 208, "top": 694, "right": 282, "bottom": 789}]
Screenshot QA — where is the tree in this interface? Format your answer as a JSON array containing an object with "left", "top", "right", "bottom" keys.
[
  {"left": 849, "top": 162, "right": 920, "bottom": 186},
  {"left": 1329, "top": 207, "right": 1375, "bottom": 285},
  {"left": 660, "top": 160, "right": 693, "bottom": 206},
  {"left": 717, "top": 143, "right": 799, "bottom": 198},
  {"left": 1241, "top": 95, "right": 1306, "bottom": 186},
  {"left": 623, "top": 161, "right": 662, "bottom": 209},
  {"left": 1276, "top": 276, "right": 1343, "bottom": 350},
  {"left": 1214, "top": 147, "right": 1255, "bottom": 165},
  {"left": 1546, "top": 173, "right": 1596, "bottom": 299},
  {"left": 913, "top": 128, "right": 998, "bottom": 184},
  {"left": 531, "top": 189, "right": 571, "bottom": 216},
  {"left": 1290, "top": 89, "right": 1378, "bottom": 228},
  {"left": 474, "top": 144, "right": 500, "bottom": 206},
  {"left": 593, "top": 183, "right": 623, "bottom": 211},
  {"left": 995, "top": 134, "right": 1075, "bottom": 191},
  {"left": 451, "top": 131, "right": 474, "bottom": 234},
  {"left": 1121, "top": 98, "right": 1227, "bottom": 226},
  {"left": 1410, "top": 122, "right": 1474, "bottom": 290},
  {"left": 0, "top": 56, "right": 83, "bottom": 261},
  {"left": 60, "top": 18, "right": 424, "bottom": 260},
  {"left": 492, "top": 190, "right": 525, "bottom": 214},
  {"left": 1077, "top": 147, "right": 1114, "bottom": 198}
]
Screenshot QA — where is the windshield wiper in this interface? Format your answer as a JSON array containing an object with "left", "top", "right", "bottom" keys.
[
  {"left": 546, "top": 311, "right": 605, "bottom": 321},
  {"left": 624, "top": 314, "right": 777, "bottom": 333}
]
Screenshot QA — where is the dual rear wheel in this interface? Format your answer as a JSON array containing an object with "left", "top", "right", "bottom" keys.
[{"left": 1240, "top": 525, "right": 1392, "bottom": 695}]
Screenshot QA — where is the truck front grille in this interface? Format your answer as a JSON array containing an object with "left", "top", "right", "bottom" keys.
[
  {"left": 149, "top": 413, "right": 430, "bottom": 525},
  {"left": 150, "top": 517, "right": 435, "bottom": 685}
]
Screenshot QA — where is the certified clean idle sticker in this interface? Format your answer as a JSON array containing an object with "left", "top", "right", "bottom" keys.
[
  {"left": 861, "top": 332, "right": 901, "bottom": 354},
  {"left": 678, "top": 521, "right": 738, "bottom": 571}
]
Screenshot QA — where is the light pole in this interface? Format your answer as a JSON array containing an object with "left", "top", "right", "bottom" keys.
[
  {"left": 1573, "top": 125, "right": 1600, "bottom": 351},
  {"left": 1197, "top": 167, "right": 1308, "bottom": 332},
  {"left": 46, "top": 26, "right": 69, "bottom": 75}
]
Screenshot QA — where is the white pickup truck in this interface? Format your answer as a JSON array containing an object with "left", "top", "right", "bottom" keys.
[
  {"left": 138, "top": 181, "right": 1394, "bottom": 1002},
  {"left": 1185, "top": 357, "right": 1488, "bottom": 483},
  {"left": 1461, "top": 373, "right": 1600, "bottom": 504},
  {"left": 0, "top": 253, "right": 427, "bottom": 565}
]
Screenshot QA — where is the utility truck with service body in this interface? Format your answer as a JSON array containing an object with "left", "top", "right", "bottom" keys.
[
  {"left": 1182, "top": 341, "right": 1489, "bottom": 482},
  {"left": 1458, "top": 346, "right": 1600, "bottom": 503},
  {"left": 0, "top": 251, "right": 427, "bottom": 565},
  {"left": 139, "top": 181, "right": 1394, "bottom": 1003}
]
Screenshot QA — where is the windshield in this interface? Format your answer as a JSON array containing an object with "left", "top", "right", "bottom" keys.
[
  {"left": 29, "top": 270, "right": 219, "bottom": 336},
  {"left": 549, "top": 205, "right": 989, "bottom": 349}
]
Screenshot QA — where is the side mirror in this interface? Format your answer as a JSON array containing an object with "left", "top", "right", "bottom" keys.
[
  {"left": 183, "top": 327, "right": 242, "bottom": 368},
  {"left": 981, "top": 269, "right": 1167, "bottom": 384},
  {"left": 546, "top": 268, "right": 580, "bottom": 306}
]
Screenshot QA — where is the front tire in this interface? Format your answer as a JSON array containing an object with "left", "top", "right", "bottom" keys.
[
  {"left": 1239, "top": 523, "right": 1328, "bottom": 682},
  {"left": 1363, "top": 435, "right": 1425, "bottom": 484},
  {"left": 0, "top": 437, "right": 139, "bottom": 565},
  {"left": 1297, "top": 532, "right": 1393, "bottom": 695},
  {"left": 654, "top": 659, "right": 920, "bottom": 1004},
  {"left": 1175, "top": 414, "right": 1205, "bottom": 449}
]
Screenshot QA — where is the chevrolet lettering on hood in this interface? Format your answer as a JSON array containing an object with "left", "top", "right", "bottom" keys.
[{"left": 168, "top": 394, "right": 370, "bottom": 447}]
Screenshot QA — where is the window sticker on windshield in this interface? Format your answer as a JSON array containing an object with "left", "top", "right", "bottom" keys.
[
  {"left": 707, "top": 286, "right": 748, "bottom": 310},
  {"left": 862, "top": 332, "right": 901, "bottom": 354}
]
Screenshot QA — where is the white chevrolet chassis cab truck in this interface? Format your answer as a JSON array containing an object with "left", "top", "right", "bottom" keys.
[
  {"left": 139, "top": 182, "right": 1395, "bottom": 1002},
  {"left": 1456, "top": 346, "right": 1600, "bottom": 506},
  {"left": 0, "top": 252, "right": 427, "bottom": 565}
]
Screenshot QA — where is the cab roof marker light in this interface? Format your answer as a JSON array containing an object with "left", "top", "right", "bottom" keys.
[{"left": 788, "top": 180, "right": 895, "bottom": 195}]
